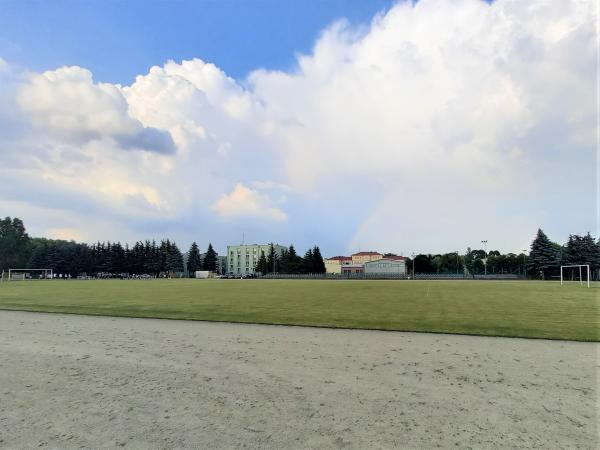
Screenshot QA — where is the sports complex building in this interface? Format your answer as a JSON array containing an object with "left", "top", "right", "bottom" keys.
[{"left": 325, "top": 252, "right": 407, "bottom": 276}]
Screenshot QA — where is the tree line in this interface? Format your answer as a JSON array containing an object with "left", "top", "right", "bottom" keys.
[
  {"left": 1, "top": 217, "right": 597, "bottom": 279},
  {"left": 406, "top": 228, "right": 599, "bottom": 279},
  {"left": 0, "top": 217, "right": 219, "bottom": 277},
  {"left": 526, "top": 229, "right": 599, "bottom": 280},
  {"left": 254, "top": 244, "right": 326, "bottom": 275},
  {"left": 407, "top": 250, "right": 529, "bottom": 275},
  {"left": 27, "top": 239, "right": 188, "bottom": 277}
]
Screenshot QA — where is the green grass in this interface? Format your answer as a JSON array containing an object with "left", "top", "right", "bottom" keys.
[{"left": 0, "top": 279, "right": 598, "bottom": 341}]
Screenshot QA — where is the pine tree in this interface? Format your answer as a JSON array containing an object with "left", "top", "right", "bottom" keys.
[
  {"left": 288, "top": 245, "right": 302, "bottom": 273},
  {"left": 0, "top": 217, "right": 30, "bottom": 271},
  {"left": 187, "top": 242, "right": 202, "bottom": 276},
  {"left": 203, "top": 243, "right": 218, "bottom": 272},
  {"left": 301, "top": 248, "right": 313, "bottom": 273},
  {"left": 311, "top": 246, "right": 326, "bottom": 273},
  {"left": 564, "top": 233, "right": 600, "bottom": 280},
  {"left": 267, "top": 243, "right": 278, "bottom": 273},
  {"left": 111, "top": 242, "right": 125, "bottom": 273},
  {"left": 166, "top": 242, "right": 184, "bottom": 276},
  {"left": 528, "top": 229, "right": 559, "bottom": 280},
  {"left": 255, "top": 251, "right": 268, "bottom": 275}
]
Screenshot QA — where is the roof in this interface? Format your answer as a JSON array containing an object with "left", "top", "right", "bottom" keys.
[
  {"left": 383, "top": 255, "right": 406, "bottom": 261},
  {"left": 365, "top": 257, "right": 407, "bottom": 265},
  {"left": 351, "top": 251, "right": 382, "bottom": 256},
  {"left": 326, "top": 256, "right": 352, "bottom": 261}
]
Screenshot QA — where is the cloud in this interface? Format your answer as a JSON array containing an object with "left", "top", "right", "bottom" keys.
[
  {"left": 247, "top": 0, "right": 595, "bottom": 251},
  {"left": 47, "top": 227, "right": 84, "bottom": 242},
  {"left": 17, "top": 66, "right": 175, "bottom": 154},
  {"left": 213, "top": 184, "right": 287, "bottom": 222},
  {"left": 0, "top": 0, "right": 595, "bottom": 254}
]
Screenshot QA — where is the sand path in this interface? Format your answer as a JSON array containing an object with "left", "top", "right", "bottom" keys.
[{"left": 0, "top": 310, "right": 597, "bottom": 449}]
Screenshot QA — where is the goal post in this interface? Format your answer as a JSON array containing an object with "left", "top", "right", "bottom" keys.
[
  {"left": 560, "top": 265, "right": 590, "bottom": 288},
  {"left": 7, "top": 268, "right": 53, "bottom": 281}
]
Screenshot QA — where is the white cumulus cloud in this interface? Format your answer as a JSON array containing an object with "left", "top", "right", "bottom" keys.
[
  {"left": 214, "top": 184, "right": 287, "bottom": 222},
  {"left": 0, "top": 0, "right": 595, "bottom": 254},
  {"left": 17, "top": 66, "right": 175, "bottom": 153}
]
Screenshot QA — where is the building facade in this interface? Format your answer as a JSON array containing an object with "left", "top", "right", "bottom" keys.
[
  {"left": 341, "top": 264, "right": 365, "bottom": 275},
  {"left": 364, "top": 257, "right": 407, "bottom": 275},
  {"left": 227, "top": 244, "right": 286, "bottom": 275},
  {"left": 351, "top": 251, "right": 383, "bottom": 265},
  {"left": 325, "top": 256, "right": 352, "bottom": 274}
]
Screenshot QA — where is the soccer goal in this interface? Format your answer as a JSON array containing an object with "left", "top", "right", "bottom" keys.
[
  {"left": 560, "top": 265, "right": 590, "bottom": 288},
  {"left": 4, "top": 268, "right": 53, "bottom": 282}
]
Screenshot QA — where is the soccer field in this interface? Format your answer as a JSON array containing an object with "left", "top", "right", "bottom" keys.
[{"left": 0, "top": 279, "right": 597, "bottom": 341}]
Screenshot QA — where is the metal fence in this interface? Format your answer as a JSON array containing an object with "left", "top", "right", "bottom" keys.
[{"left": 259, "top": 273, "right": 522, "bottom": 280}]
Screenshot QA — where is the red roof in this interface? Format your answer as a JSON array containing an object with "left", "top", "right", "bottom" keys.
[
  {"left": 327, "top": 256, "right": 352, "bottom": 261},
  {"left": 352, "top": 251, "right": 382, "bottom": 256}
]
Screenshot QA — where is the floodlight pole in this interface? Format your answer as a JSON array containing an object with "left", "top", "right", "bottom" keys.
[
  {"left": 411, "top": 253, "right": 416, "bottom": 280},
  {"left": 522, "top": 249, "right": 527, "bottom": 278},
  {"left": 481, "top": 240, "right": 488, "bottom": 276},
  {"left": 456, "top": 251, "right": 459, "bottom": 275}
]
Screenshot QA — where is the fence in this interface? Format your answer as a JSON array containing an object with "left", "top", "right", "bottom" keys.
[{"left": 259, "top": 273, "right": 522, "bottom": 280}]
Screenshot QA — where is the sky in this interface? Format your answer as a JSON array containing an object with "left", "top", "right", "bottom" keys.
[{"left": 0, "top": 0, "right": 596, "bottom": 256}]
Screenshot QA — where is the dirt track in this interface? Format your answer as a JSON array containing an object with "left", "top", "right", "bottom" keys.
[{"left": 0, "top": 310, "right": 597, "bottom": 449}]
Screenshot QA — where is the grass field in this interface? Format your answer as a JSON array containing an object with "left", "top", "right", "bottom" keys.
[{"left": 0, "top": 279, "right": 597, "bottom": 341}]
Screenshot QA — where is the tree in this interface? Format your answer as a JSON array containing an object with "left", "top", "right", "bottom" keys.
[
  {"left": 165, "top": 242, "right": 184, "bottom": 275},
  {"left": 203, "top": 243, "right": 218, "bottom": 272},
  {"left": 414, "top": 254, "right": 435, "bottom": 273},
  {"left": 111, "top": 242, "right": 126, "bottom": 273},
  {"left": 563, "top": 233, "right": 600, "bottom": 280},
  {"left": 0, "top": 217, "right": 31, "bottom": 271},
  {"left": 287, "top": 245, "right": 302, "bottom": 273},
  {"left": 266, "top": 243, "right": 278, "bottom": 273},
  {"left": 187, "top": 242, "right": 202, "bottom": 277},
  {"left": 311, "top": 246, "right": 326, "bottom": 273},
  {"left": 255, "top": 251, "right": 268, "bottom": 275},
  {"left": 279, "top": 248, "right": 290, "bottom": 272},
  {"left": 301, "top": 248, "right": 313, "bottom": 273},
  {"left": 528, "top": 228, "right": 559, "bottom": 280}
]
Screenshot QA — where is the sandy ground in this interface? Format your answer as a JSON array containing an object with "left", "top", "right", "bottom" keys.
[{"left": 0, "top": 311, "right": 597, "bottom": 449}]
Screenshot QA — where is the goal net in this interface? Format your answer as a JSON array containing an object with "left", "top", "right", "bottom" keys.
[
  {"left": 560, "top": 265, "right": 590, "bottom": 288},
  {"left": 3, "top": 268, "right": 53, "bottom": 282}
]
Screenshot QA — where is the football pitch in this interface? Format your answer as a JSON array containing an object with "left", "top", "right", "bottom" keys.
[{"left": 0, "top": 279, "right": 597, "bottom": 341}]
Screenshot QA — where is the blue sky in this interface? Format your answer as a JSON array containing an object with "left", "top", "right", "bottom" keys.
[
  {"left": 0, "top": 0, "right": 395, "bottom": 84},
  {"left": 0, "top": 0, "right": 595, "bottom": 256}
]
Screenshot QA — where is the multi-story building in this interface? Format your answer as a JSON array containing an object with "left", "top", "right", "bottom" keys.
[
  {"left": 324, "top": 256, "right": 352, "bottom": 274},
  {"left": 227, "top": 244, "right": 286, "bottom": 275},
  {"left": 351, "top": 251, "right": 383, "bottom": 265}
]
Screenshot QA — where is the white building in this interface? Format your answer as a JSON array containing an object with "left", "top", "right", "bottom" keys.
[{"left": 227, "top": 244, "right": 286, "bottom": 275}]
